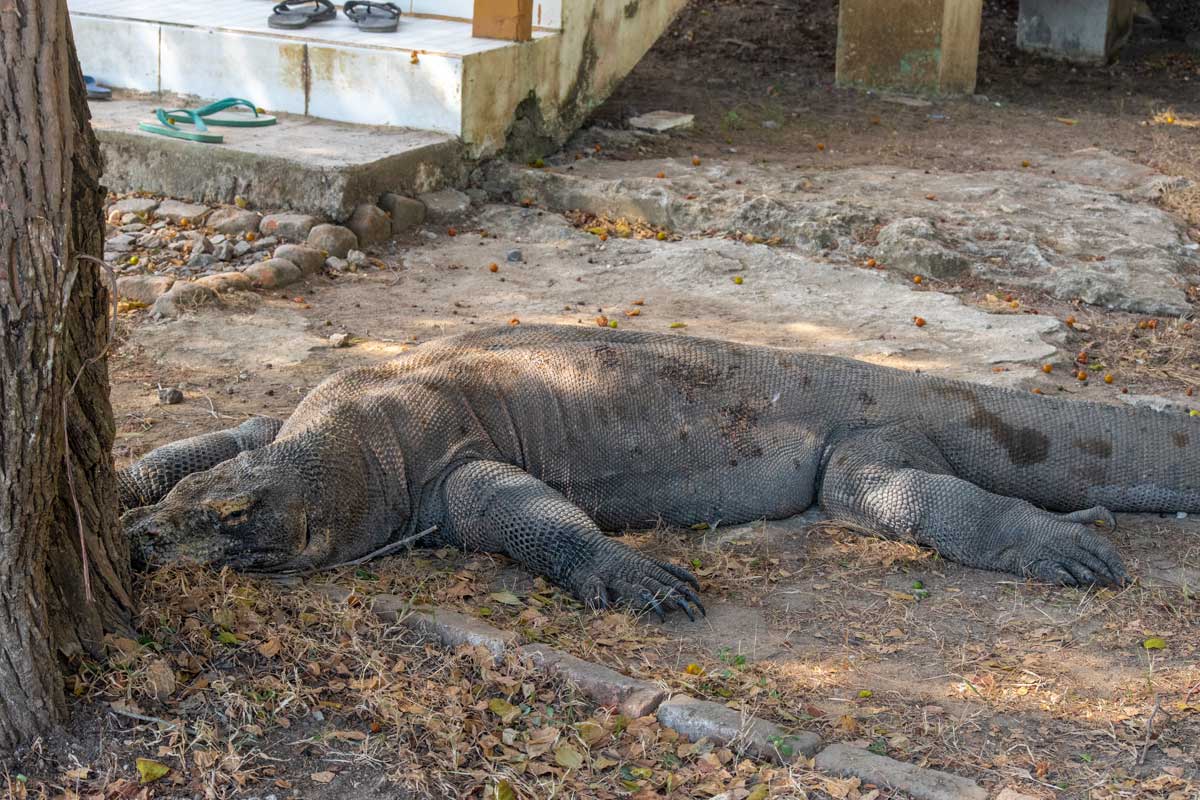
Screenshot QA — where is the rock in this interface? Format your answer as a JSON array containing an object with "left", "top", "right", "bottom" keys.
[
  {"left": 187, "top": 251, "right": 218, "bottom": 269},
  {"left": 251, "top": 235, "right": 278, "bottom": 252},
  {"left": 881, "top": 93, "right": 933, "bottom": 107},
  {"left": 875, "top": 218, "right": 969, "bottom": 278},
  {"left": 418, "top": 188, "right": 471, "bottom": 223},
  {"left": 233, "top": 241, "right": 253, "bottom": 258},
  {"left": 656, "top": 695, "right": 821, "bottom": 763},
  {"left": 385, "top": 603, "right": 518, "bottom": 664},
  {"left": 995, "top": 789, "right": 1040, "bottom": 800},
  {"left": 466, "top": 188, "right": 489, "bottom": 204},
  {"left": 761, "top": 119, "right": 779, "bottom": 129},
  {"left": 346, "top": 203, "right": 391, "bottom": 246},
  {"left": 117, "top": 275, "right": 175, "bottom": 306},
  {"left": 273, "top": 244, "right": 326, "bottom": 275},
  {"left": 155, "top": 199, "right": 210, "bottom": 225},
  {"left": 259, "top": 212, "right": 320, "bottom": 241},
  {"left": 157, "top": 387, "right": 184, "bottom": 405},
  {"left": 108, "top": 197, "right": 159, "bottom": 218},
  {"left": 143, "top": 658, "right": 177, "bottom": 700},
  {"left": 207, "top": 207, "right": 262, "bottom": 235},
  {"left": 814, "top": 744, "right": 986, "bottom": 800},
  {"left": 506, "top": 249, "right": 523, "bottom": 263},
  {"left": 244, "top": 259, "right": 302, "bottom": 289},
  {"left": 119, "top": 222, "right": 147, "bottom": 233},
  {"left": 379, "top": 192, "right": 426, "bottom": 232},
  {"left": 194, "top": 272, "right": 253, "bottom": 293},
  {"left": 481, "top": 155, "right": 1198, "bottom": 315},
  {"left": 307, "top": 224, "right": 359, "bottom": 258},
  {"left": 325, "top": 256, "right": 349, "bottom": 273},
  {"left": 213, "top": 242, "right": 236, "bottom": 262},
  {"left": 119, "top": 212, "right": 140, "bottom": 225},
  {"left": 151, "top": 282, "right": 218, "bottom": 317},
  {"left": 628, "top": 110, "right": 695, "bottom": 132},
  {"left": 329, "top": 333, "right": 351, "bottom": 348},
  {"left": 105, "top": 234, "right": 136, "bottom": 253},
  {"left": 347, "top": 250, "right": 367, "bottom": 266},
  {"left": 519, "top": 644, "right": 665, "bottom": 718}
]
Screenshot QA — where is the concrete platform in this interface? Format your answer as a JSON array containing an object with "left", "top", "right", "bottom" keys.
[{"left": 90, "top": 97, "right": 464, "bottom": 219}]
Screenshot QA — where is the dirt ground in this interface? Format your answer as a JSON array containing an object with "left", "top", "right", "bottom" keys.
[{"left": 7, "top": 1, "right": 1200, "bottom": 799}]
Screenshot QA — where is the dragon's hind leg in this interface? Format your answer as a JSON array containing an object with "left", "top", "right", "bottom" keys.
[
  {"left": 441, "top": 460, "right": 704, "bottom": 620},
  {"left": 817, "top": 426, "right": 1129, "bottom": 586}
]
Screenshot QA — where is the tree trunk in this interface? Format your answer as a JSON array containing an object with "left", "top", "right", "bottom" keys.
[{"left": 0, "top": 0, "right": 132, "bottom": 752}]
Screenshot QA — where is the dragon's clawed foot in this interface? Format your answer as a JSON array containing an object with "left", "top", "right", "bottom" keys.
[
  {"left": 570, "top": 551, "right": 705, "bottom": 622},
  {"left": 1021, "top": 507, "right": 1130, "bottom": 587}
]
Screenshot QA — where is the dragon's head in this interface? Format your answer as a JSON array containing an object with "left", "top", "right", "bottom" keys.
[{"left": 124, "top": 448, "right": 315, "bottom": 573}]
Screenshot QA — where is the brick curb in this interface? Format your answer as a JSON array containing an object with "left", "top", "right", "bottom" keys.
[
  {"left": 655, "top": 694, "right": 822, "bottom": 764},
  {"left": 815, "top": 743, "right": 987, "bottom": 800},
  {"left": 517, "top": 643, "right": 666, "bottom": 718}
]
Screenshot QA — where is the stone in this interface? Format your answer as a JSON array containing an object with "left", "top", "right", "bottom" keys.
[
  {"left": 151, "top": 282, "right": 218, "bottom": 317},
  {"left": 655, "top": 695, "right": 821, "bottom": 763},
  {"left": 233, "top": 241, "right": 253, "bottom": 258},
  {"left": 519, "top": 644, "right": 665, "bottom": 718},
  {"left": 814, "top": 744, "right": 986, "bottom": 800},
  {"left": 995, "top": 789, "right": 1040, "bottom": 800},
  {"left": 155, "top": 199, "right": 210, "bottom": 225},
  {"left": 418, "top": 188, "right": 471, "bottom": 223},
  {"left": 105, "top": 234, "right": 136, "bottom": 253},
  {"left": 347, "top": 250, "right": 367, "bottom": 266},
  {"left": 207, "top": 207, "right": 262, "bottom": 235},
  {"left": 346, "top": 203, "right": 392, "bottom": 246},
  {"left": 108, "top": 197, "right": 159, "bottom": 218},
  {"left": 213, "top": 242, "right": 236, "bottom": 262},
  {"left": 273, "top": 244, "right": 326, "bottom": 275},
  {"left": 481, "top": 155, "right": 1197, "bottom": 315},
  {"left": 194, "top": 272, "right": 253, "bottom": 293},
  {"left": 379, "top": 192, "right": 427, "bottom": 232},
  {"left": 329, "top": 333, "right": 351, "bottom": 348},
  {"left": 117, "top": 275, "right": 175, "bottom": 306},
  {"left": 244, "top": 259, "right": 303, "bottom": 289},
  {"left": 187, "top": 252, "right": 218, "bottom": 270},
  {"left": 120, "top": 222, "right": 147, "bottom": 233},
  {"left": 875, "top": 218, "right": 970, "bottom": 278},
  {"left": 157, "top": 387, "right": 184, "bottom": 405},
  {"left": 251, "top": 235, "right": 278, "bottom": 252},
  {"left": 506, "top": 249, "right": 523, "bottom": 263},
  {"left": 376, "top": 601, "right": 517, "bottom": 663},
  {"left": 260, "top": 213, "right": 320, "bottom": 241},
  {"left": 628, "top": 111, "right": 695, "bottom": 132},
  {"left": 307, "top": 224, "right": 359, "bottom": 258},
  {"left": 325, "top": 256, "right": 350, "bottom": 273}
]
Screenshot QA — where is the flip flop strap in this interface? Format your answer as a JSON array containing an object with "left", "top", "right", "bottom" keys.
[
  {"left": 344, "top": 1, "right": 400, "bottom": 20},
  {"left": 156, "top": 108, "right": 208, "bottom": 132},
  {"left": 194, "top": 97, "right": 261, "bottom": 118},
  {"left": 272, "top": 0, "right": 333, "bottom": 14}
]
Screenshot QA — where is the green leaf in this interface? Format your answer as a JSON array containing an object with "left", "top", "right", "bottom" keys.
[
  {"left": 858, "top": 689, "right": 873, "bottom": 698},
  {"left": 555, "top": 744, "right": 584, "bottom": 770},
  {"left": 1079, "top": 753, "right": 1093, "bottom": 763},
  {"left": 1143, "top": 637, "right": 1167, "bottom": 650},
  {"left": 488, "top": 698, "right": 520, "bottom": 724},
  {"left": 628, "top": 766, "right": 653, "bottom": 779},
  {"left": 136, "top": 758, "right": 170, "bottom": 784},
  {"left": 216, "top": 630, "right": 238, "bottom": 646},
  {"left": 489, "top": 591, "right": 522, "bottom": 606},
  {"left": 489, "top": 779, "right": 516, "bottom": 800}
]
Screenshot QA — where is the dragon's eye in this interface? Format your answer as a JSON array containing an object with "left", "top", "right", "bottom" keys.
[{"left": 204, "top": 495, "right": 254, "bottom": 523}]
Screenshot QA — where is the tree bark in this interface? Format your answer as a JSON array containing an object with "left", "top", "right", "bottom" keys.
[{"left": 0, "top": 0, "right": 132, "bottom": 752}]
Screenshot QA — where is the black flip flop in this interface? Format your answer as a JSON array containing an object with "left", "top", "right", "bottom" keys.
[
  {"left": 268, "top": 0, "right": 336, "bottom": 29},
  {"left": 343, "top": 1, "right": 402, "bottom": 32}
]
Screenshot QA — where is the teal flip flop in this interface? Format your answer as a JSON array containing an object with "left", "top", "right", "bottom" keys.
[
  {"left": 161, "top": 97, "right": 277, "bottom": 128},
  {"left": 137, "top": 109, "right": 224, "bottom": 143}
]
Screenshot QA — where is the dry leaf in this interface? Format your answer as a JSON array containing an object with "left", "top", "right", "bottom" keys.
[
  {"left": 136, "top": 758, "right": 170, "bottom": 784},
  {"left": 555, "top": 744, "right": 584, "bottom": 770},
  {"left": 310, "top": 771, "right": 336, "bottom": 784}
]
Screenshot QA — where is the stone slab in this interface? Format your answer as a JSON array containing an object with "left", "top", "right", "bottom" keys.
[
  {"left": 380, "top": 601, "right": 518, "bottom": 662},
  {"left": 91, "top": 98, "right": 465, "bottom": 220},
  {"left": 1017, "top": 0, "right": 1135, "bottom": 63},
  {"left": 518, "top": 644, "right": 666, "bottom": 718},
  {"left": 656, "top": 695, "right": 821, "bottom": 764},
  {"left": 628, "top": 111, "right": 695, "bottom": 132},
  {"left": 815, "top": 743, "right": 986, "bottom": 800}
]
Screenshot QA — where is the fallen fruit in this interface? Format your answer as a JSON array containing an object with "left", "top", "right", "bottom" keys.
[
  {"left": 733, "top": 275, "right": 743, "bottom": 285},
  {"left": 914, "top": 317, "right": 926, "bottom": 327},
  {"left": 913, "top": 275, "right": 922, "bottom": 284},
  {"left": 656, "top": 172, "right": 666, "bottom": 179},
  {"left": 692, "top": 156, "right": 702, "bottom": 166},
  {"left": 1104, "top": 374, "right": 1114, "bottom": 384},
  {"left": 1042, "top": 364, "right": 1053, "bottom": 374},
  {"left": 488, "top": 263, "right": 498, "bottom": 272}
]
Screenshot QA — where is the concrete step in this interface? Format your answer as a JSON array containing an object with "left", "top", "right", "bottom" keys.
[
  {"left": 70, "top": 0, "right": 559, "bottom": 137},
  {"left": 90, "top": 97, "right": 464, "bottom": 219}
]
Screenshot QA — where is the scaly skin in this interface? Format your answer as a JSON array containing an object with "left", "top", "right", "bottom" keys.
[{"left": 122, "top": 325, "right": 1199, "bottom": 617}]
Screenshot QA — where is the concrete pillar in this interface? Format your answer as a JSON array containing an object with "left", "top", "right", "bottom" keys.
[
  {"left": 836, "top": 0, "right": 983, "bottom": 95},
  {"left": 1017, "top": 0, "right": 1134, "bottom": 63}
]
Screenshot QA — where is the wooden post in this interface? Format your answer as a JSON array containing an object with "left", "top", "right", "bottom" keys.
[{"left": 473, "top": 0, "right": 533, "bottom": 42}]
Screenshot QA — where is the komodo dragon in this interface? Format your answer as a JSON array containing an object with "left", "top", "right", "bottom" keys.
[{"left": 121, "top": 325, "right": 1199, "bottom": 619}]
